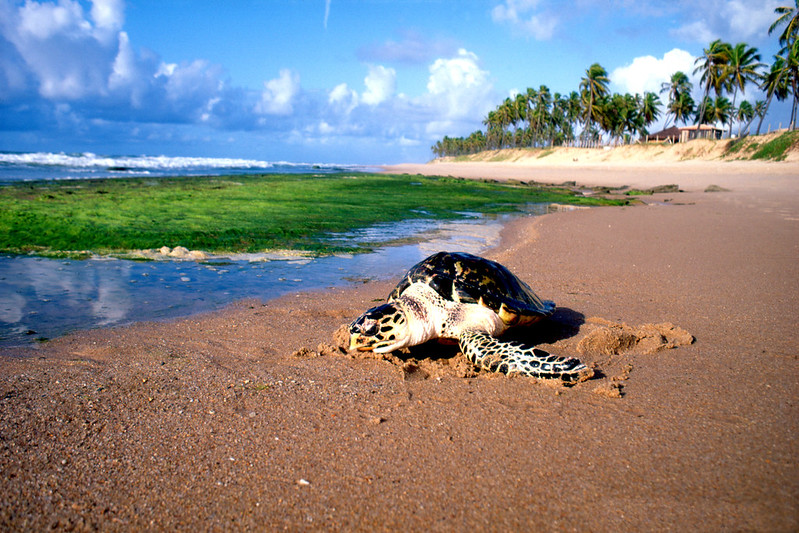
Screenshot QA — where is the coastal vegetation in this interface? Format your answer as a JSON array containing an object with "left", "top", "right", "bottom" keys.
[
  {"left": 0, "top": 173, "right": 621, "bottom": 257},
  {"left": 747, "top": 129, "right": 799, "bottom": 160},
  {"left": 432, "top": 4, "right": 799, "bottom": 157},
  {"left": 442, "top": 129, "right": 799, "bottom": 164}
]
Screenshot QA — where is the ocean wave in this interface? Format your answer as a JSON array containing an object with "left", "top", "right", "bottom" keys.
[
  {"left": 0, "top": 151, "right": 376, "bottom": 182},
  {"left": 0, "top": 151, "right": 282, "bottom": 170}
]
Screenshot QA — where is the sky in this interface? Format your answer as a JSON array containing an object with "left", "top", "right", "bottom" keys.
[{"left": 0, "top": 0, "right": 789, "bottom": 164}]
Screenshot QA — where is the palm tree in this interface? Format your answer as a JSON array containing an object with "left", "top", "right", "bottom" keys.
[
  {"left": 531, "top": 85, "right": 552, "bottom": 146},
  {"left": 523, "top": 87, "right": 537, "bottom": 144},
  {"left": 698, "top": 96, "right": 733, "bottom": 131},
  {"left": 752, "top": 100, "right": 767, "bottom": 134},
  {"left": 660, "top": 71, "right": 691, "bottom": 103},
  {"left": 695, "top": 97, "right": 711, "bottom": 125},
  {"left": 736, "top": 100, "right": 755, "bottom": 136},
  {"left": 787, "top": 40, "right": 799, "bottom": 129},
  {"left": 498, "top": 97, "right": 519, "bottom": 147},
  {"left": 694, "top": 40, "right": 732, "bottom": 126},
  {"left": 723, "top": 43, "right": 765, "bottom": 137},
  {"left": 671, "top": 91, "right": 695, "bottom": 126},
  {"left": 624, "top": 93, "right": 646, "bottom": 142},
  {"left": 579, "top": 63, "right": 610, "bottom": 146},
  {"left": 660, "top": 71, "right": 692, "bottom": 127},
  {"left": 550, "top": 92, "right": 571, "bottom": 146},
  {"left": 565, "top": 91, "right": 582, "bottom": 146},
  {"left": 494, "top": 100, "right": 515, "bottom": 148},
  {"left": 756, "top": 56, "right": 791, "bottom": 134},
  {"left": 767, "top": 3, "right": 799, "bottom": 131},
  {"left": 601, "top": 94, "right": 624, "bottom": 144},
  {"left": 514, "top": 92, "right": 528, "bottom": 145},
  {"left": 431, "top": 139, "right": 443, "bottom": 158},
  {"left": 639, "top": 92, "right": 662, "bottom": 134},
  {"left": 482, "top": 111, "right": 501, "bottom": 149},
  {"left": 769, "top": 1, "right": 799, "bottom": 50},
  {"left": 469, "top": 130, "right": 486, "bottom": 153}
]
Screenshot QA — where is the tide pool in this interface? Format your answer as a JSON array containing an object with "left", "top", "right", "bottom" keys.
[{"left": 0, "top": 210, "right": 545, "bottom": 347}]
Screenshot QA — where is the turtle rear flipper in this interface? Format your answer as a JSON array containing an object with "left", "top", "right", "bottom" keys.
[{"left": 459, "top": 330, "right": 590, "bottom": 382}]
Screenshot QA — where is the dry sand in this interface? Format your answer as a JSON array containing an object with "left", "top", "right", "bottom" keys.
[
  {"left": 1, "top": 159, "right": 798, "bottom": 531},
  {"left": 388, "top": 158, "right": 799, "bottom": 194}
]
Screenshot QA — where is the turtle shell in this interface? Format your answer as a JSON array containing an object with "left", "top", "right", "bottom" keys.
[{"left": 388, "top": 251, "right": 555, "bottom": 327}]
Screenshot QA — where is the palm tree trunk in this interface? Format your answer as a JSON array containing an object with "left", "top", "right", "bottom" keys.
[
  {"left": 696, "top": 81, "right": 711, "bottom": 126},
  {"left": 756, "top": 91, "right": 776, "bottom": 135},
  {"left": 728, "top": 88, "right": 738, "bottom": 138},
  {"left": 743, "top": 115, "right": 756, "bottom": 137},
  {"left": 583, "top": 107, "right": 593, "bottom": 148}
]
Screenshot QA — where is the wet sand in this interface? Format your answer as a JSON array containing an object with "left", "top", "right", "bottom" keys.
[{"left": 1, "top": 161, "right": 798, "bottom": 530}]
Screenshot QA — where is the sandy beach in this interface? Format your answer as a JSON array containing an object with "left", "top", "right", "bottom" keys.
[{"left": 2, "top": 159, "right": 798, "bottom": 530}]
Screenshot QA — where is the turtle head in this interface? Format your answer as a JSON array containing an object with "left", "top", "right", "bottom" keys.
[{"left": 349, "top": 302, "right": 410, "bottom": 353}]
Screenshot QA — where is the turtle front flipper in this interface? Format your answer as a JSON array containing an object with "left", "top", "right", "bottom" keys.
[{"left": 459, "top": 330, "right": 591, "bottom": 382}]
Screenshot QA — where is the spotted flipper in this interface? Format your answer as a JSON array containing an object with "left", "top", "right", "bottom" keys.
[{"left": 460, "top": 330, "right": 590, "bottom": 382}]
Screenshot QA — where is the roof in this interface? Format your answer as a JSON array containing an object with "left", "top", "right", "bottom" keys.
[
  {"left": 678, "top": 124, "right": 723, "bottom": 131},
  {"left": 648, "top": 124, "right": 724, "bottom": 141},
  {"left": 648, "top": 126, "right": 681, "bottom": 140}
]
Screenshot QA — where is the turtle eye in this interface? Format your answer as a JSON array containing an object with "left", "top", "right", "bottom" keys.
[{"left": 361, "top": 321, "right": 379, "bottom": 336}]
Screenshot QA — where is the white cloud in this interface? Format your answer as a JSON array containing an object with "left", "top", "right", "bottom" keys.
[
  {"left": 5, "top": 0, "right": 115, "bottom": 99},
  {"left": 200, "top": 97, "right": 221, "bottom": 122},
  {"left": 324, "top": 0, "right": 331, "bottom": 29},
  {"left": 611, "top": 48, "right": 697, "bottom": 96},
  {"left": 17, "top": 0, "right": 88, "bottom": 40},
  {"left": 357, "top": 29, "right": 459, "bottom": 64},
  {"left": 671, "top": 0, "right": 781, "bottom": 43},
  {"left": 109, "top": 31, "right": 134, "bottom": 89},
  {"left": 671, "top": 20, "right": 717, "bottom": 44},
  {"left": 0, "top": 0, "right": 260, "bottom": 126},
  {"left": 161, "top": 60, "right": 222, "bottom": 102},
  {"left": 491, "top": 0, "right": 557, "bottom": 40},
  {"left": 256, "top": 68, "right": 300, "bottom": 115},
  {"left": 361, "top": 65, "right": 396, "bottom": 106},
  {"left": 316, "top": 50, "right": 494, "bottom": 150},
  {"left": 727, "top": 0, "right": 780, "bottom": 40},
  {"left": 328, "top": 82, "right": 359, "bottom": 114},
  {"left": 0, "top": 1, "right": 493, "bottom": 160},
  {"left": 156, "top": 62, "right": 177, "bottom": 78},
  {"left": 426, "top": 49, "right": 493, "bottom": 120},
  {"left": 90, "top": 0, "right": 124, "bottom": 31}
]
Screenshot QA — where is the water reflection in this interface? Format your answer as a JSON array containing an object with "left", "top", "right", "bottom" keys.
[{"left": 0, "top": 209, "right": 547, "bottom": 347}]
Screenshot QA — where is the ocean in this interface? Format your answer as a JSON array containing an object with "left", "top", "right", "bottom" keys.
[{"left": 0, "top": 151, "right": 376, "bottom": 182}]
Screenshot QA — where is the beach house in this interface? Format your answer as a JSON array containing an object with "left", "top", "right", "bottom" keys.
[{"left": 646, "top": 124, "right": 724, "bottom": 143}]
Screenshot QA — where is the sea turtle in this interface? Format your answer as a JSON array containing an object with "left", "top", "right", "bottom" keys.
[{"left": 348, "top": 251, "right": 589, "bottom": 381}]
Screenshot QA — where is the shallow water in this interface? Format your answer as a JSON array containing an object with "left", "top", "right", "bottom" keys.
[{"left": 0, "top": 209, "right": 548, "bottom": 347}]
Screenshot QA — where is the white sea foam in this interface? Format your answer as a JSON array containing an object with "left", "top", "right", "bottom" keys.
[
  {"left": 0, "top": 151, "right": 281, "bottom": 170},
  {"left": 0, "top": 151, "right": 372, "bottom": 181}
]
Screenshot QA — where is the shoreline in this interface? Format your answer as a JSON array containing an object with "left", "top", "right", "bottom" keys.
[{"left": 1, "top": 160, "right": 797, "bottom": 529}]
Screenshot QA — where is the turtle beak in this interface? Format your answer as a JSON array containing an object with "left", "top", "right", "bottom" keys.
[{"left": 349, "top": 332, "right": 371, "bottom": 352}]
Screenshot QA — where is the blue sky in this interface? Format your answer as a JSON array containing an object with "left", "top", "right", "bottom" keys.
[{"left": 0, "top": 0, "right": 788, "bottom": 164}]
